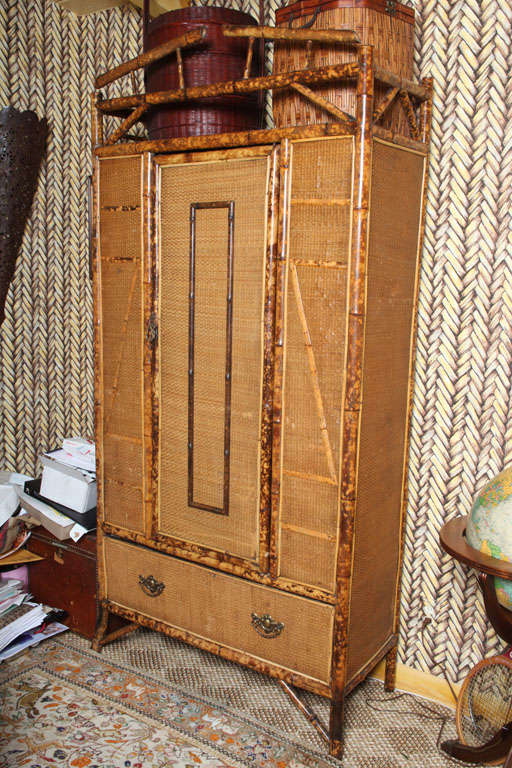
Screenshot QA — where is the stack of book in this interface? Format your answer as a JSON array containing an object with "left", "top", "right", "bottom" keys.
[{"left": 0, "top": 579, "right": 67, "bottom": 661}]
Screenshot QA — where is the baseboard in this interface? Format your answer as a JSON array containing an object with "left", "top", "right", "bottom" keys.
[{"left": 370, "top": 660, "right": 460, "bottom": 710}]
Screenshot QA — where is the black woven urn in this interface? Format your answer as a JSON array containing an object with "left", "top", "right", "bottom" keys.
[{"left": 0, "top": 107, "right": 47, "bottom": 325}]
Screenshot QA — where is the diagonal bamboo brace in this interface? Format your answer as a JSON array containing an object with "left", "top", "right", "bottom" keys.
[{"left": 95, "top": 28, "right": 207, "bottom": 89}]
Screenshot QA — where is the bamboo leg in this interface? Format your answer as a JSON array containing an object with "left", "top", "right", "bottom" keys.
[
  {"left": 384, "top": 645, "right": 398, "bottom": 692},
  {"left": 280, "top": 681, "right": 329, "bottom": 743},
  {"left": 328, "top": 44, "right": 374, "bottom": 760},
  {"left": 92, "top": 602, "right": 109, "bottom": 652},
  {"left": 97, "top": 622, "right": 140, "bottom": 648}
]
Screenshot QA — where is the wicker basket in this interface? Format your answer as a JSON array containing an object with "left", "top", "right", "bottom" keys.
[
  {"left": 144, "top": 6, "right": 263, "bottom": 140},
  {"left": 272, "top": 0, "right": 415, "bottom": 133}
]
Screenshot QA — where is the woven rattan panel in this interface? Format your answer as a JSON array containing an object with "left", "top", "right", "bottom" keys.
[
  {"left": 273, "top": 7, "right": 413, "bottom": 134},
  {"left": 346, "top": 140, "right": 425, "bottom": 681},
  {"left": 104, "top": 536, "right": 334, "bottom": 684},
  {"left": 278, "top": 138, "right": 352, "bottom": 592},
  {"left": 158, "top": 154, "right": 269, "bottom": 561},
  {"left": 98, "top": 156, "right": 144, "bottom": 534}
]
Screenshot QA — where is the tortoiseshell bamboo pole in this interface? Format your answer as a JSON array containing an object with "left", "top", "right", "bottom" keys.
[
  {"left": 374, "top": 68, "right": 428, "bottom": 101},
  {"left": 290, "top": 82, "right": 356, "bottom": 126},
  {"left": 142, "top": 152, "right": 155, "bottom": 541},
  {"left": 328, "top": 45, "right": 374, "bottom": 759},
  {"left": 269, "top": 138, "right": 291, "bottom": 581},
  {"left": 95, "top": 28, "right": 207, "bottom": 89},
  {"left": 176, "top": 47, "right": 185, "bottom": 90},
  {"left": 289, "top": 262, "right": 337, "bottom": 482},
  {"left": 372, "top": 125, "right": 427, "bottom": 153},
  {"left": 93, "top": 93, "right": 104, "bottom": 148},
  {"left": 259, "top": 146, "right": 280, "bottom": 574},
  {"left": 399, "top": 89, "right": 419, "bottom": 140},
  {"left": 106, "top": 104, "right": 149, "bottom": 145},
  {"left": 97, "top": 62, "right": 360, "bottom": 114},
  {"left": 222, "top": 24, "right": 360, "bottom": 45},
  {"left": 95, "top": 122, "right": 356, "bottom": 158},
  {"left": 385, "top": 76, "right": 433, "bottom": 692},
  {"left": 372, "top": 86, "right": 399, "bottom": 124},
  {"left": 279, "top": 681, "right": 329, "bottom": 742},
  {"left": 243, "top": 36, "right": 254, "bottom": 79},
  {"left": 95, "top": 621, "right": 139, "bottom": 648}
]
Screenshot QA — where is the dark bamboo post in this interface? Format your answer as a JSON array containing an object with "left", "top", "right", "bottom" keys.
[
  {"left": 328, "top": 44, "right": 374, "bottom": 759},
  {"left": 92, "top": 92, "right": 104, "bottom": 147}
]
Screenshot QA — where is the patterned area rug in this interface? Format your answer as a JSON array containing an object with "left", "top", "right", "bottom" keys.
[{"left": 0, "top": 630, "right": 473, "bottom": 768}]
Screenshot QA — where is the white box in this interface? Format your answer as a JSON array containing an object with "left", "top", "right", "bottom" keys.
[{"left": 40, "top": 455, "right": 97, "bottom": 514}]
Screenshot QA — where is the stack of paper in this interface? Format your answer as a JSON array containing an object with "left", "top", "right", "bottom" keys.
[
  {"left": 47, "top": 437, "right": 96, "bottom": 476},
  {"left": 0, "top": 621, "right": 68, "bottom": 661},
  {"left": 0, "top": 578, "right": 68, "bottom": 661},
  {"left": 0, "top": 602, "right": 47, "bottom": 652},
  {"left": 0, "top": 579, "right": 28, "bottom": 615}
]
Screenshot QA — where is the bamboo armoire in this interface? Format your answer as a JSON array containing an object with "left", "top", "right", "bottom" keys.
[{"left": 91, "top": 35, "right": 432, "bottom": 757}]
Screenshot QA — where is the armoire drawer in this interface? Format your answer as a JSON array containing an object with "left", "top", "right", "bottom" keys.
[{"left": 103, "top": 537, "right": 334, "bottom": 685}]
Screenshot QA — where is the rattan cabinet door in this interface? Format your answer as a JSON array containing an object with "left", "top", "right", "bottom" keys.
[
  {"left": 96, "top": 155, "right": 146, "bottom": 534},
  {"left": 155, "top": 148, "right": 274, "bottom": 566}
]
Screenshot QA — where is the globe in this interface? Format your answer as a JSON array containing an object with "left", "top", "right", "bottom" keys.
[{"left": 466, "top": 466, "right": 512, "bottom": 610}]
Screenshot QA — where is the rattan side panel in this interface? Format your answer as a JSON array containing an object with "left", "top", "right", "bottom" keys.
[
  {"left": 273, "top": 7, "right": 414, "bottom": 134},
  {"left": 278, "top": 138, "right": 352, "bottom": 592},
  {"left": 98, "top": 156, "right": 144, "bottom": 534},
  {"left": 104, "top": 536, "right": 334, "bottom": 684},
  {"left": 346, "top": 140, "right": 425, "bottom": 681},
  {"left": 158, "top": 155, "right": 269, "bottom": 561}
]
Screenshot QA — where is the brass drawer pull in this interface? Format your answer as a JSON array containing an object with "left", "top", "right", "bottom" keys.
[
  {"left": 251, "top": 612, "right": 284, "bottom": 639},
  {"left": 138, "top": 574, "right": 165, "bottom": 597}
]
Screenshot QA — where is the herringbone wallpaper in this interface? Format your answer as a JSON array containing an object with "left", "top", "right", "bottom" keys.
[{"left": 1, "top": 0, "right": 512, "bottom": 682}]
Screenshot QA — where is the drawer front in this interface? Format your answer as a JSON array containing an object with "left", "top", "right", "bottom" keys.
[{"left": 104, "top": 537, "right": 333, "bottom": 685}]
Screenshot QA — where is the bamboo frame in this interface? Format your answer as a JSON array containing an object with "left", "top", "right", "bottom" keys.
[
  {"left": 328, "top": 44, "right": 374, "bottom": 759},
  {"left": 269, "top": 138, "right": 291, "bottom": 581},
  {"left": 290, "top": 82, "right": 356, "bottom": 127},
  {"left": 92, "top": 46, "right": 433, "bottom": 759},
  {"left": 96, "top": 62, "right": 360, "bottom": 115},
  {"left": 94, "top": 28, "right": 207, "bottom": 89},
  {"left": 222, "top": 24, "right": 361, "bottom": 45},
  {"left": 259, "top": 147, "right": 280, "bottom": 574},
  {"left": 372, "top": 86, "right": 400, "bottom": 124}
]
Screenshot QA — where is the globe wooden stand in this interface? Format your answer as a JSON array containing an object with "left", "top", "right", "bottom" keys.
[{"left": 440, "top": 516, "right": 512, "bottom": 765}]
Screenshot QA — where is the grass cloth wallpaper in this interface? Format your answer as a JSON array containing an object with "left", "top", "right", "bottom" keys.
[{"left": 1, "top": 0, "right": 512, "bottom": 683}]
